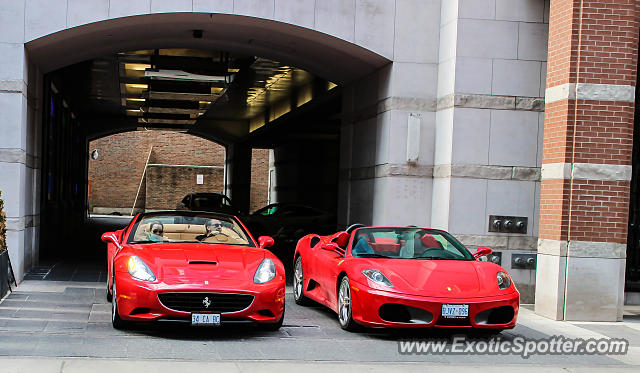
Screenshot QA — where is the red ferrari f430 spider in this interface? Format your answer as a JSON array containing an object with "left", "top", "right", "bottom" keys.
[
  {"left": 102, "top": 211, "right": 285, "bottom": 330},
  {"left": 293, "top": 225, "right": 519, "bottom": 331}
]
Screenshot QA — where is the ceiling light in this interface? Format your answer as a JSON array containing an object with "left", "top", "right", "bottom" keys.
[
  {"left": 228, "top": 68, "right": 240, "bottom": 73},
  {"left": 199, "top": 101, "right": 211, "bottom": 105},
  {"left": 145, "top": 69, "right": 228, "bottom": 82},
  {"left": 246, "top": 67, "right": 292, "bottom": 106},
  {"left": 125, "top": 63, "right": 151, "bottom": 71},
  {"left": 126, "top": 98, "right": 146, "bottom": 102},
  {"left": 149, "top": 91, "right": 222, "bottom": 101},
  {"left": 138, "top": 118, "right": 196, "bottom": 125},
  {"left": 126, "top": 83, "right": 148, "bottom": 89},
  {"left": 147, "top": 107, "right": 202, "bottom": 114}
]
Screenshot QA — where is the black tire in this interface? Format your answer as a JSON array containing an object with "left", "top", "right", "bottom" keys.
[
  {"left": 293, "top": 256, "right": 311, "bottom": 305},
  {"left": 111, "top": 276, "right": 127, "bottom": 330},
  {"left": 106, "top": 280, "right": 112, "bottom": 302},
  {"left": 261, "top": 308, "right": 285, "bottom": 331},
  {"left": 337, "top": 276, "right": 358, "bottom": 331}
]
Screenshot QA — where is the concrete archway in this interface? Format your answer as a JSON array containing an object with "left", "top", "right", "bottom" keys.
[
  {"left": 3, "top": 2, "right": 441, "bottom": 294},
  {"left": 26, "top": 12, "right": 389, "bottom": 85}
]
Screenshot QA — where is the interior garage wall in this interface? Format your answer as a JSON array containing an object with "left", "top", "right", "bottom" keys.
[{"left": 270, "top": 140, "right": 340, "bottom": 215}]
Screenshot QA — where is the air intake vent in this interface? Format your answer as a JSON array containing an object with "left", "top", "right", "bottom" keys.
[
  {"left": 158, "top": 292, "right": 254, "bottom": 313},
  {"left": 189, "top": 261, "right": 217, "bottom": 265}
]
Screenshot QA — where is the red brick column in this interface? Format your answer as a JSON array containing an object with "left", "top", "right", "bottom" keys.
[{"left": 536, "top": 0, "right": 639, "bottom": 321}]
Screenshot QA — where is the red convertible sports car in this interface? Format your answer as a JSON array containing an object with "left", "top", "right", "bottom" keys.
[
  {"left": 293, "top": 225, "right": 519, "bottom": 331},
  {"left": 102, "top": 211, "right": 285, "bottom": 330}
]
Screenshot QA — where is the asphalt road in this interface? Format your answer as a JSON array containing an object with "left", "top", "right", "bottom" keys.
[{"left": 1, "top": 280, "right": 639, "bottom": 369}]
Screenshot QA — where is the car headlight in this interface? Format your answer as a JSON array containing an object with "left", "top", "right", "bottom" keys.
[
  {"left": 254, "top": 258, "right": 276, "bottom": 284},
  {"left": 497, "top": 271, "right": 511, "bottom": 290},
  {"left": 127, "top": 255, "right": 156, "bottom": 282},
  {"left": 362, "top": 269, "right": 393, "bottom": 287}
]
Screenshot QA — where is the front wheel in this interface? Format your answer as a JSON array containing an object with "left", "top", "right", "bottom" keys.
[
  {"left": 111, "top": 277, "right": 127, "bottom": 330},
  {"left": 337, "top": 276, "right": 358, "bottom": 331},
  {"left": 106, "top": 279, "right": 112, "bottom": 302},
  {"left": 293, "top": 256, "right": 311, "bottom": 305}
]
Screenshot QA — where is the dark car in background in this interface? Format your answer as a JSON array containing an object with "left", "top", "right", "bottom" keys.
[
  {"left": 176, "top": 193, "right": 242, "bottom": 215},
  {"left": 245, "top": 203, "right": 336, "bottom": 246}
]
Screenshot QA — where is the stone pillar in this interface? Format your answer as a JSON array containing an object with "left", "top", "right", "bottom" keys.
[
  {"left": 0, "top": 0, "right": 40, "bottom": 282},
  {"left": 536, "top": 0, "right": 639, "bottom": 321},
  {"left": 431, "top": 0, "right": 549, "bottom": 302},
  {"left": 338, "top": 0, "right": 441, "bottom": 228}
]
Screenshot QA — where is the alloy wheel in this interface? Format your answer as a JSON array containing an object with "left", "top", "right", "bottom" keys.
[
  {"left": 338, "top": 277, "right": 352, "bottom": 327},
  {"left": 294, "top": 257, "right": 303, "bottom": 300}
]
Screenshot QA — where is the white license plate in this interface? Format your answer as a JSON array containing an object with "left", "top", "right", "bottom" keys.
[
  {"left": 441, "top": 304, "right": 469, "bottom": 318},
  {"left": 191, "top": 313, "right": 221, "bottom": 326}
]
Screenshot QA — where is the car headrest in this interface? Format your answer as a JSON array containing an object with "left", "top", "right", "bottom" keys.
[
  {"left": 420, "top": 234, "right": 441, "bottom": 248},
  {"left": 334, "top": 231, "right": 350, "bottom": 248}
]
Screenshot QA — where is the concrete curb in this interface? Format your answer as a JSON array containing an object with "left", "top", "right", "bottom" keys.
[{"left": 0, "top": 357, "right": 637, "bottom": 373}]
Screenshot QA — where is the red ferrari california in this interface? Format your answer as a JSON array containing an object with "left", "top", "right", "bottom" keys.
[
  {"left": 293, "top": 225, "right": 519, "bottom": 331},
  {"left": 102, "top": 211, "right": 285, "bottom": 330}
]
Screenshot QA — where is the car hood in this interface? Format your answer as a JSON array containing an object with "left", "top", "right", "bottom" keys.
[
  {"left": 350, "top": 259, "right": 511, "bottom": 298},
  {"left": 125, "top": 242, "right": 265, "bottom": 286}
]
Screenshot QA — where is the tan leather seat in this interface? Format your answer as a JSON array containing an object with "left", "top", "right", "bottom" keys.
[{"left": 162, "top": 223, "right": 206, "bottom": 241}]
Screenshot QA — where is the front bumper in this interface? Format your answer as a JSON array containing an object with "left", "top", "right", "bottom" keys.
[
  {"left": 114, "top": 274, "right": 286, "bottom": 325},
  {"left": 349, "top": 279, "right": 519, "bottom": 329}
]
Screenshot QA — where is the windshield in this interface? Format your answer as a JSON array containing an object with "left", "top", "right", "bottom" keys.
[
  {"left": 350, "top": 228, "right": 474, "bottom": 261},
  {"left": 128, "top": 213, "right": 253, "bottom": 246}
]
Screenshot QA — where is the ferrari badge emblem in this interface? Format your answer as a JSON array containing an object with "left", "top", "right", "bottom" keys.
[
  {"left": 447, "top": 287, "right": 452, "bottom": 291},
  {"left": 204, "top": 280, "right": 209, "bottom": 285},
  {"left": 203, "top": 297, "right": 212, "bottom": 308}
]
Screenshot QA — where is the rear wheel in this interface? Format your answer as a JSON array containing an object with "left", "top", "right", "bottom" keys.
[
  {"left": 337, "top": 276, "right": 358, "bottom": 331},
  {"left": 293, "top": 256, "right": 311, "bottom": 305},
  {"left": 111, "top": 277, "right": 127, "bottom": 330}
]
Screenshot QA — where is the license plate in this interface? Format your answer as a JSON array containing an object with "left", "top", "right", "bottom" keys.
[
  {"left": 441, "top": 304, "right": 469, "bottom": 318},
  {"left": 191, "top": 313, "right": 221, "bottom": 326}
]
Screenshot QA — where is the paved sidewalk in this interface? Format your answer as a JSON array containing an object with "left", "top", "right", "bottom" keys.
[
  {"left": 0, "top": 280, "right": 638, "bottom": 370},
  {"left": 0, "top": 358, "right": 638, "bottom": 373}
]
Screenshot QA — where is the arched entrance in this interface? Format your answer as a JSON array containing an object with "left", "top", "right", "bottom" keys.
[{"left": 3, "top": 8, "right": 410, "bottom": 281}]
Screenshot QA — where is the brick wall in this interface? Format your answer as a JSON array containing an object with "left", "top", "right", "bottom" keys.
[
  {"left": 539, "top": 0, "right": 639, "bottom": 243},
  {"left": 250, "top": 148, "right": 270, "bottom": 212},
  {"left": 145, "top": 166, "right": 224, "bottom": 210},
  {"left": 88, "top": 131, "right": 151, "bottom": 211},
  {"left": 88, "top": 130, "right": 270, "bottom": 213}
]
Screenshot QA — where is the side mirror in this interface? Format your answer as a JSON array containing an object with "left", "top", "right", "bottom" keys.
[
  {"left": 474, "top": 246, "right": 493, "bottom": 259},
  {"left": 101, "top": 232, "right": 118, "bottom": 244},
  {"left": 322, "top": 242, "right": 345, "bottom": 255},
  {"left": 258, "top": 236, "right": 275, "bottom": 249}
]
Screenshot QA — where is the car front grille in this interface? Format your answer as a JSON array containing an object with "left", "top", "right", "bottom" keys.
[{"left": 158, "top": 292, "right": 254, "bottom": 313}]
